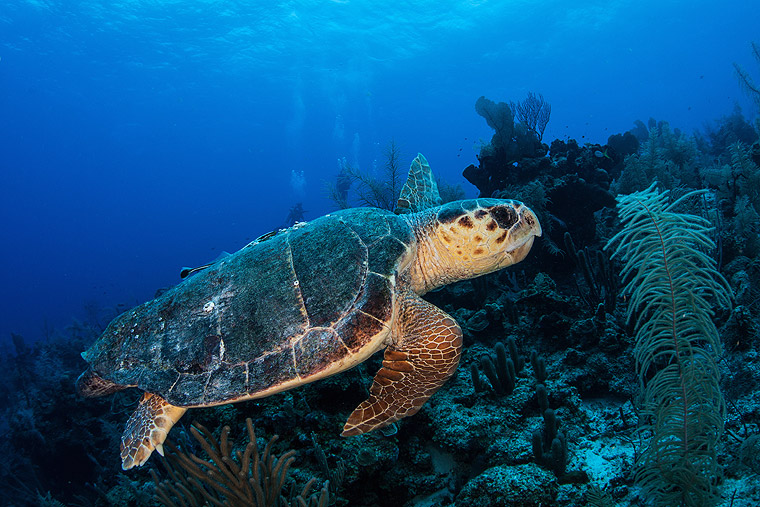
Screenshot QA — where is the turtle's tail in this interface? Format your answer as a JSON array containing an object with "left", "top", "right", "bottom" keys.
[{"left": 76, "top": 367, "right": 126, "bottom": 398}]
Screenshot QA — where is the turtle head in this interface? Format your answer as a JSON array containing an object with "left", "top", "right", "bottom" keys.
[{"left": 407, "top": 199, "right": 542, "bottom": 294}]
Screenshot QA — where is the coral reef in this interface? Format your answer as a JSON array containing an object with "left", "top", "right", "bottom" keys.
[
  {"left": 613, "top": 121, "right": 700, "bottom": 194},
  {"left": 463, "top": 96, "right": 547, "bottom": 197},
  {"left": 2, "top": 104, "right": 760, "bottom": 507}
]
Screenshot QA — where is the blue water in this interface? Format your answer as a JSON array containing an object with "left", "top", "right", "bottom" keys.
[{"left": 1, "top": 0, "right": 757, "bottom": 343}]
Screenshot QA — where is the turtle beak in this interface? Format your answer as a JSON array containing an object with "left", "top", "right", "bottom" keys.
[
  {"left": 517, "top": 204, "right": 542, "bottom": 239},
  {"left": 500, "top": 204, "right": 541, "bottom": 266},
  {"left": 505, "top": 235, "right": 536, "bottom": 265}
]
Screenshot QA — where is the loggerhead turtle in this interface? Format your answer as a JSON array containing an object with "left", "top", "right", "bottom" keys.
[{"left": 77, "top": 154, "right": 541, "bottom": 470}]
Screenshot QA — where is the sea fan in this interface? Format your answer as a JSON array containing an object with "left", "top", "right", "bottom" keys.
[{"left": 605, "top": 184, "right": 731, "bottom": 507}]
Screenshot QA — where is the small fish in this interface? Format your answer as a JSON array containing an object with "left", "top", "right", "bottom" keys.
[{"left": 594, "top": 149, "right": 612, "bottom": 160}]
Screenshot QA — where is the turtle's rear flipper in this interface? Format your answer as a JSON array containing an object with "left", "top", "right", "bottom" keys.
[
  {"left": 76, "top": 367, "right": 126, "bottom": 398},
  {"left": 342, "top": 294, "right": 462, "bottom": 436},
  {"left": 120, "top": 393, "right": 187, "bottom": 470}
]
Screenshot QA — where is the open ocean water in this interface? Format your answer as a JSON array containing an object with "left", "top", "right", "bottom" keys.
[{"left": 1, "top": 1, "right": 759, "bottom": 506}]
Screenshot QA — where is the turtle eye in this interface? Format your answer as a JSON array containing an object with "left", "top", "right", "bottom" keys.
[{"left": 488, "top": 204, "right": 519, "bottom": 230}]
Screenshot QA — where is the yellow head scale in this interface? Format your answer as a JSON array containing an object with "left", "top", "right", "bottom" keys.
[{"left": 406, "top": 199, "right": 542, "bottom": 294}]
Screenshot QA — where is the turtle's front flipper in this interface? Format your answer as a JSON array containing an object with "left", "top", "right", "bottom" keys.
[
  {"left": 121, "top": 393, "right": 187, "bottom": 470},
  {"left": 342, "top": 294, "right": 462, "bottom": 436}
]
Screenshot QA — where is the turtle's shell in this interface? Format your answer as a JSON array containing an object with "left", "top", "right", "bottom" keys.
[{"left": 82, "top": 207, "right": 414, "bottom": 406}]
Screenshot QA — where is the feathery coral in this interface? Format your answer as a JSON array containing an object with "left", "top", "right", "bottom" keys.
[{"left": 606, "top": 184, "right": 731, "bottom": 506}]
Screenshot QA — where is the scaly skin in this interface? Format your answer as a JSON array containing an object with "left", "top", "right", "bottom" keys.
[
  {"left": 404, "top": 199, "right": 542, "bottom": 295},
  {"left": 341, "top": 287, "right": 463, "bottom": 436},
  {"left": 120, "top": 393, "right": 187, "bottom": 470},
  {"left": 342, "top": 199, "right": 541, "bottom": 436}
]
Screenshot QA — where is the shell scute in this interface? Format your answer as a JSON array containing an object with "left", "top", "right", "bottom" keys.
[
  {"left": 294, "top": 328, "right": 348, "bottom": 377},
  {"left": 204, "top": 364, "right": 248, "bottom": 404},
  {"left": 356, "top": 272, "right": 394, "bottom": 322},
  {"left": 333, "top": 272, "right": 393, "bottom": 352},
  {"left": 246, "top": 347, "right": 298, "bottom": 395},
  {"left": 135, "top": 368, "right": 179, "bottom": 399},
  {"left": 335, "top": 309, "right": 386, "bottom": 352},
  {"left": 340, "top": 207, "right": 395, "bottom": 244},
  {"left": 221, "top": 236, "right": 307, "bottom": 362},
  {"left": 289, "top": 218, "right": 367, "bottom": 327},
  {"left": 169, "top": 372, "right": 209, "bottom": 406},
  {"left": 367, "top": 234, "right": 410, "bottom": 274}
]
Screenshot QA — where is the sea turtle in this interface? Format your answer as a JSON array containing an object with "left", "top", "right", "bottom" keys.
[{"left": 77, "top": 154, "right": 541, "bottom": 470}]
